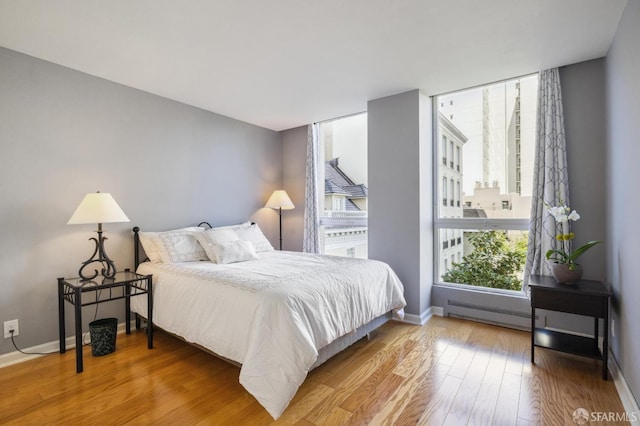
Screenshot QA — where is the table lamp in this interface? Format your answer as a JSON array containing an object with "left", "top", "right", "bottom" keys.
[{"left": 68, "top": 191, "right": 130, "bottom": 280}]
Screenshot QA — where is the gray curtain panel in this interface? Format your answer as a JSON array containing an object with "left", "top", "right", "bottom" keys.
[
  {"left": 303, "top": 123, "right": 320, "bottom": 253},
  {"left": 523, "top": 68, "right": 570, "bottom": 293}
]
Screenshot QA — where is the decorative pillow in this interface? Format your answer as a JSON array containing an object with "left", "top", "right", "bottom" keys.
[
  {"left": 235, "top": 223, "right": 274, "bottom": 252},
  {"left": 139, "top": 227, "right": 206, "bottom": 263},
  {"left": 212, "top": 222, "right": 274, "bottom": 253},
  {"left": 194, "top": 229, "right": 240, "bottom": 262},
  {"left": 138, "top": 232, "right": 163, "bottom": 263},
  {"left": 158, "top": 230, "right": 208, "bottom": 263},
  {"left": 211, "top": 240, "right": 259, "bottom": 264}
]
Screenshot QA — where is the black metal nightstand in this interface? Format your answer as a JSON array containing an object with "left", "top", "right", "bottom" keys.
[
  {"left": 58, "top": 269, "right": 153, "bottom": 373},
  {"left": 529, "top": 274, "right": 611, "bottom": 380}
]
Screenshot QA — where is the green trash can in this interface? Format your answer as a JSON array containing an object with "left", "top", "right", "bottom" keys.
[{"left": 89, "top": 318, "right": 117, "bottom": 356}]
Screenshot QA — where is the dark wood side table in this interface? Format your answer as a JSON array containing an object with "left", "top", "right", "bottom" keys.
[
  {"left": 529, "top": 274, "right": 611, "bottom": 380},
  {"left": 58, "top": 269, "right": 153, "bottom": 373}
]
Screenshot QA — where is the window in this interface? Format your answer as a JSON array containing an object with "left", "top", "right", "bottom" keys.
[
  {"left": 449, "top": 179, "right": 454, "bottom": 206},
  {"left": 435, "top": 74, "right": 538, "bottom": 292},
  {"left": 449, "top": 141, "right": 454, "bottom": 168},
  {"left": 442, "top": 177, "right": 447, "bottom": 206},
  {"left": 442, "top": 136, "right": 447, "bottom": 165},
  {"left": 317, "top": 113, "right": 368, "bottom": 259}
]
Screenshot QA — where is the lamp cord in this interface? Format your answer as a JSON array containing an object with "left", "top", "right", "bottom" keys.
[
  {"left": 82, "top": 289, "right": 102, "bottom": 346},
  {"left": 10, "top": 290, "right": 102, "bottom": 355},
  {"left": 9, "top": 333, "right": 57, "bottom": 356}
]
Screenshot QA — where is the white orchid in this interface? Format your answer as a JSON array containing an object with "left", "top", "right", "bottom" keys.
[
  {"left": 546, "top": 204, "right": 601, "bottom": 270},
  {"left": 548, "top": 205, "right": 581, "bottom": 223},
  {"left": 548, "top": 205, "right": 568, "bottom": 220},
  {"left": 568, "top": 210, "right": 580, "bottom": 221}
]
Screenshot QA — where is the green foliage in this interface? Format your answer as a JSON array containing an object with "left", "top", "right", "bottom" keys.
[
  {"left": 442, "top": 231, "right": 526, "bottom": 291},
  {"left": 545, "top": 240, "right": 602, "bottom": 269}
]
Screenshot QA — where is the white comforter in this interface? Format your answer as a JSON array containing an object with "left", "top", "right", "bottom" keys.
[{"left": 131, "top": 251, "right": 406, "bottom": 419}]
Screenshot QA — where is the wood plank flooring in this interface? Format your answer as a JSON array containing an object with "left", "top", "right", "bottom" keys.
[{"left": 0, "top": 317, "right": 627, "bottom": 425}]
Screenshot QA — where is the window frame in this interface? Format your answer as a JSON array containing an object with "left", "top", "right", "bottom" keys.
[{"left": 432, "top": 75, "right": 537, "bottom": 293}]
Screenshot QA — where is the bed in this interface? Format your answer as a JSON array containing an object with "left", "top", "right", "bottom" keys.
[{"left": 129, "top": 222, "right": 406, "bottom": 419}]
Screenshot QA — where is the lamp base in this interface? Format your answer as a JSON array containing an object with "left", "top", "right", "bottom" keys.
[{"left": 79, "top": 229, "right": 117, "bottom": 281}]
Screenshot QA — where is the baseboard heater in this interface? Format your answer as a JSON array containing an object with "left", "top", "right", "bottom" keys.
[{"left": 446, "top": 299, "right": 536, "bottom": 331}]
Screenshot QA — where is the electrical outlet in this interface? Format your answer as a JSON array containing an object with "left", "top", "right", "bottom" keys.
[{"left": 3, "top": 319, "right": 19, "bottom": 338}]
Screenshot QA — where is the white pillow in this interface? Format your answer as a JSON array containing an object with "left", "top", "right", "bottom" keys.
[
  {"left": 212, "top": 240, "right": 259, "bottom": 264},
  {"left": 158, "top": 230, "right": 208, "bottom": 263},
  {"left": 194, "top": 229, "right": 240, "bottom": 262},
  {"left": 236, "top": 224, "right": 274, "bottom": 252},
  {"left": 212, "top": 222, "right": 274, "bottom": 253},
  {"left": 212, "top": 221, "right": 252, "bottom": 231},
  {"left": 138, "top": 232, "right": 163, "bottom": 263},
  {"left": 139, "top": 227, "right": 206, "bottom": 263}
]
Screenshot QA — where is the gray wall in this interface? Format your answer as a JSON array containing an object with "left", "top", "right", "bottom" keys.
[
  {"left": 559, "top": 58, "right": 607, "bottom": 282},
  {"left": 281, "top": 125, "right": 307, "bottom": 252},
  {"left": 605, "top": 0, "right": 640, "bottom": 405},
  {"left": 0, "top": 47, "right": 282, "bottom": 355},
  {"left": 368, "top": 90, "right": 433, "bottom": 319}
]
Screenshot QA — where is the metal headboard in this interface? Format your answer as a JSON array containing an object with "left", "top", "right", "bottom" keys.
[{"left": 132, "top": 226, "right": 146, "bottom": 271}]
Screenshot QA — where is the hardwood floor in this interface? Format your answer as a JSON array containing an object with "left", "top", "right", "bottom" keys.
[{"left": 0, "top": 317, "right": 627, "bottom": 425}]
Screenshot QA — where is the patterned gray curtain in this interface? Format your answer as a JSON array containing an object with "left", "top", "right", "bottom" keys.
[
  {"left": 523, "top": 68, "right": 570, "bottom": 293},
  {"left": 303, "top": 123, "right": 320, "bottom": 253}
]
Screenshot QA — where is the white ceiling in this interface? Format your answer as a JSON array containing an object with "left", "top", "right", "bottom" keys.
[{"left": 0, "top": 0, "right": 627, "bottom": 131}]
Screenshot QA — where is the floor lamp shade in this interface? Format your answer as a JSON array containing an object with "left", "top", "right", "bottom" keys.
[
  {"left": 265, "top": 190, "right": 295, "bottom": 211},
  {"left": 265, "top": 190, "right": 294, "bottom": 250},
  {"left": 68, "top": 191, "right": 130, "bottom": 280}
]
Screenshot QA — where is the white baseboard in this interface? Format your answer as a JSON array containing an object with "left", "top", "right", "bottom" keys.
[
  {"left": 402, "top": 307, "right": 439, "bottom": 325},
  {"left": 0, "top": 321, "right": 137, "bottom": 369},
  {"left": 608, "top": 349, "right": 640, "bottom": 424}
]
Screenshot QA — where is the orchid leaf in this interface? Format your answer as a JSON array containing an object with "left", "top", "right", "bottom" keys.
[
  {"left": 546, "top": 249, "right": 568, "bottom": 263},
  {"left": 568, "top": 240, "right": 603, "bottom": 262}
]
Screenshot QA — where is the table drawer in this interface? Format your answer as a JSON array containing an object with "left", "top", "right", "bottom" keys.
[{"left": 533, "top": 289, "right": 606, "bottom": 317}]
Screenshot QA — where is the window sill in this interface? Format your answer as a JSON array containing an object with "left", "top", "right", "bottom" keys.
[{"left": 433, "top": 282, "right": 529, "bottom": 299}]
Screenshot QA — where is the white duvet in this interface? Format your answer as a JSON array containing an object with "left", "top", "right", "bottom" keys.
[{"left": 131, "top": 251, "right": 406, "bottom": 419}]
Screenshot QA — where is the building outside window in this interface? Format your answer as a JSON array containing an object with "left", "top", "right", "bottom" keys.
[
  {"left": 438, "top": 112, "right": 467, "bottom": 279},
  {"left": 317, "top": 113, "right": 368, "bottom": 259},
  {"left": 435, "top": 74, "right": 538, "bottom": 292}
]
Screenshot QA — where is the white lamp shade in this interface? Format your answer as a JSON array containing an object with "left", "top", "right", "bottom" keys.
[
  {"left": 265, "top": 190, "right": 295, "bottom": 210},
  {"left": 68, "top": 192, "right": 130, "bottom": 225}
]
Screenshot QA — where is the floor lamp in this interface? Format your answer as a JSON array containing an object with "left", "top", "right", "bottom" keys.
[{"left": 265, "top": 190, "right": 295, "bottom": 250}]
